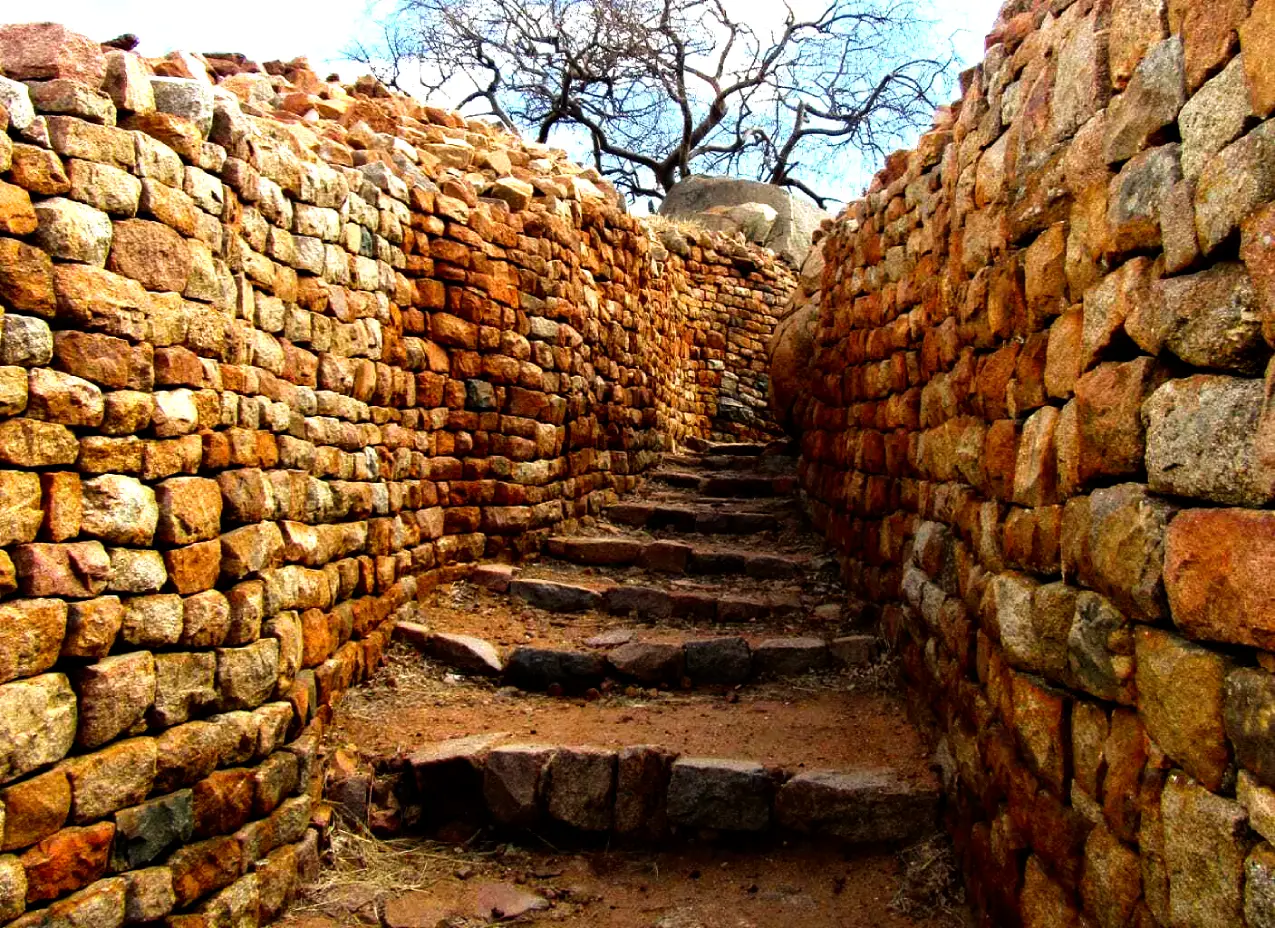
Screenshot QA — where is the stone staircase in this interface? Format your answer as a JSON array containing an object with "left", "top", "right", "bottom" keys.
[{"left": 300, "top": 442, "right": 957, "bottom": 927}]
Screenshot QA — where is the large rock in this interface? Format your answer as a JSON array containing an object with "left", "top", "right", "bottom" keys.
[
  {"left": 0, "top": 24, "right": 106, "bottom": 86},
  {"left": 0, "top": 673, "right": 77, "bottom": 784},
  {"left": 483, "top": 744, "right": 554, "bottom": 827},
  {"left": 658, "top": 175, "right": 828, "bottom": 266},
  {"left": 606, "top": 641, "right": 684, "bottom": 684},
  {"left": 503, "top": 647, "right": 605, "bottom": 693},
  {"left": 665, "top": 757, "right": 772, "bottom": 832},
  {"left": 543, "top": 746, "right": 615, "bottom": 831},
  {"left": 775, "top": 768, "right": 939, "bottom": 842},
  {"left": 1144, "top": 375, "right": 1275, "bottom": 505},
  {"left": 767, "top": 301, "right": 817, "bottom": 431},
  {"left": 1161, "top": 772, "right": 1251, "bottom": 928}
]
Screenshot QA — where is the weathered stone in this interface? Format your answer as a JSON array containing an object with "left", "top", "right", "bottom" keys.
[
  {"left": 62, "top": 736, "right": 157, "bottom": 824},
  {"left": 151, "top": 652, "right": 217, "bottom": 728},
  {"left": 606, "top": 641, "right": 685, "bottom": 684},
  {"left": 73, "top": 651, "right": 155, "bottom": 749},
  {"left": 155, "top": 477, "right": 222, "bottom": 546},
  {"left": 1067, "top": 591, "right": 1135, "bottom": 704},
  {"left": 1195, "top": 120, "right": 1275, "bottom": 254},
  {"left": 776, "top": 768, "right": 937, "bottom": 843},
  {"left": 18, "top": 821, "right": 114, "bottom": 904},
  {"left": 1144, "top": 375, "right": 1274, "bottom": 505},
  {"left": 509, "top": 578, "right": 603, "bottom": 612},
  {"left": 0, "top": 24, "right": 106, "bottom": 85},
  {"left": 119, "top": 594, "right": 183, "bottom": 648},
  {"left": 1104, "top": 36, "right": 1186, "bottom": 165},
  {"left": 1, "top": 315, "right": 53, "bottom": 369},
  {"left": 486, "top": 177, "right": 534, "bottom": 211},
  {"left": 752, "top": 638, "right": 828, "bottom": 677},
  {"left": 33, "top": 196, "right": 112, "bottom": 265},
  {"left": 483, "top": 744, "right": 553, "bottom": 827},
  {"left": 1106, "top": 144, "right": 1181, "bottom": 255},
  {"left": 1011, "top": 672, "right": 1069, "bottom": 795},
  {"left": 107, "top": 219, "right": 191, "bottom": 292},
  {"left": 81, "top": 474, "right": 157, "bottom": 546},
  {"left": 684, "top": 637, "right": 752, "bottom": 684},
  {"left": 613, "top": 745, "right": 674, "bottom": 840},
  {"left": 1153, "top": 263, "right": 1265, "bottom": 374},
  {"left": 1180, "top": 56, "right": 1253, "bottom": 182},
  {"left": 14, "top": 541, "right": 110, "bottom": 598},
  {"left": 122, "top": 866, "right": 176, "bottom": 923},
  {"left": 666, "top": 757, "right": 771, "bottom": 832},
  {"left": 191, "top": 768, "right": 253, "bottom": 839},
  {"left": 1161, "top": 771, "right": 1251, "bottom": 928},
  {"left": 215, "top": 639, "right": 280, "bottom": 711},
  {"left": 0, "top": 854, "right": 22, "bottom": 921},
  {"left": 150, "top": 78, "right": 214, "bottom": 134},
  {"left": 503, "top": 647, "right": 605, "bottom": 693},
  {"left": 1079, "top": 822, "right": 1143, "bottom": 928},
  {"left": 1165, "top": 508, "right": 1275, "bottom": 648},
  {"left": 544, "top": 746, "right": 615, "bottom": 831},
  {"left": 0, "top": 240, "right": 55, "bottom": 317},
  {"left": 0, "top": 182, "right": 37, "bottom": 236},
  {"left": 0, "top": 769, "right": 70, "bottom": 852},
  {"left": 152, "top": 722, "right": 220, "bottom": 794},
  {"left": 603, "top": 585, "right": 674, "bottom": 618},
  {"left": 0, "top": 674, "right": 77, "bottom": 784},
  {"left": 1011, "top": 405, "right": 1058, "bottom": 507},
  {"left": 1225, "top": 668, "right": 1275, "bottom": 790},
  {"left": 220, "top": 522, "right": 285, "bottom": 580},
  {"left": 103, "top": 50, "right": 154, "bottom": 114},
  {"left": 1137, "top": 628, "right": 1231, "bottom": 791},
  {"left": 163, "top": 539, "right": 221, "bottom": 595},
  {"left": 0, "top": 597, "right": 64, "bottom": 686},
  {"left": 107, "top": 548, "right": 166, "bottom": 594},
  {"left": 1083, "top": 483, "right": 1175, "bottom": 621},
  {"left": 424, "top": 633, "right": 502, "bottom": 675},
  {"left": 1106, "top": 0, "right": 1166, "bottom": 84},
  {"left": 166, "top": 835, "right": 241, "bottom": 907},
  {"left": 61, "top": 597, "right": 121, "bottom": 660},
  {"left": 1239, "top": 771, "right": 1275, "bottom": 846},
  {"left": 550, "top": 536, "right": 643, "bottom": 565}
]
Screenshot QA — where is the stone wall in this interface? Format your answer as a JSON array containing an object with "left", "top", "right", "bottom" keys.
[
  {"left": 0, "top": 23, "right": 791, "bottom": 927},
  {"left": 785, "top": 0, "right": 1275, "bottom": 924}
]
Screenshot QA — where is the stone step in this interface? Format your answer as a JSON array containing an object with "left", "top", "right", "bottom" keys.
[
  {"left": 603, "top": 501, "right": 785, "bottom": 534},
  {"left": 394, "top": 625, "right": 879, "bottom": 691},
  {"left": 544, "top": 536, "right": 810, "bottom": 577},
  {"left": 683, "top": 439, "right": 771, "bottom": 456},
  {"left": 662, "top": 452, "right": 799, "bottom": 473},
  {"left": 336, "top": 740, "right": 939, "bottom": 847},
  {"left": 649, "top": 471, "right": 798, "bottom": 498},
  {"left": 506, "top": 575, "right": 804, "bottom": 621}
]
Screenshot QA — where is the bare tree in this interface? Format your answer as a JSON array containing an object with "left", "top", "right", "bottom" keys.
[{"left": 350, "top": 0, "right": 953, "bottom": 207}]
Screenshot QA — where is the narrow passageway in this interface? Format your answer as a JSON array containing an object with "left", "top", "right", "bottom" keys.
[{"left": 287, "top": 440, "right": 965, "bottom": 927}]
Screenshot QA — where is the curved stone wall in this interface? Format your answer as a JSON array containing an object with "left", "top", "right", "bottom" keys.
[
  {"left": 0, "top": 24, "right": 792, "bottom": 927},
  {"left": 784, "top": 0, "right": 1275, "bottom": 924}
]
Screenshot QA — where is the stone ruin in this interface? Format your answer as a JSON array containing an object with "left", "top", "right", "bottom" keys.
[
  {"left": 0, "top": 19, "right": 794, "bottom": 928},
  {"left": 0, "top": 0, "right": 1272, "bottom": 924}
]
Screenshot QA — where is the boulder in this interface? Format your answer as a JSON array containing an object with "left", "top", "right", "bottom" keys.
[
  {"left": 658, "top": 175, "right": 828, "bottom": 266},
  {"left": 767, "top": 301, "right": 818, "bottom": 431}
]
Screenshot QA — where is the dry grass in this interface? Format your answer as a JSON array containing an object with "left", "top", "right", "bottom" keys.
[
  {"left": 288, "top": 818, "right": 499, "bottom": 922},
  {"left": 889, "top": 834, "right": 970, "bottom": 928}
]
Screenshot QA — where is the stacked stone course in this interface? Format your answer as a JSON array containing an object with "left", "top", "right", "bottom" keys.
[
  {"left": 784, "top": 0, "right": 1275, "bottom": 925},
  {"left": 0, "top": 21, "right": 791, "bottom": 928}
]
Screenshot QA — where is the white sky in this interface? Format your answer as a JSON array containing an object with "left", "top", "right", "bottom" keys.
[
  {"left": 19, "top": 0, "right": 1004, "bottom": 198},
  {"left": 25, "top": 0, "right": 1002, "bottom": 90}
]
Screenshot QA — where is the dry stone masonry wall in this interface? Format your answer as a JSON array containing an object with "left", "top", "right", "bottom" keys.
[
  {"left": 0, "top": 21, "right": 792, "bottom": 928},
  {"left": 783, "top": 0, "right": 1275, "bottom": 925}
]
